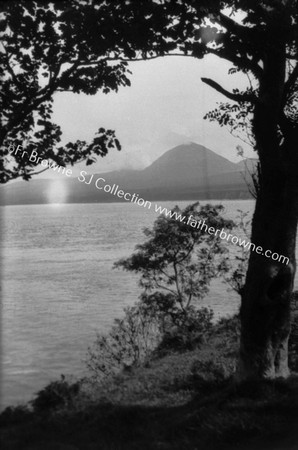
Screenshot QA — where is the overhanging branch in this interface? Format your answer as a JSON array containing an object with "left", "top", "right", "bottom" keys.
[
  {"left": 218, "top": 12, "right": 252, "bottom": 37},
  {"left": 201, "top": 77, "right": 255, "bottom": 103},
  {"left": 207, "top": 47, "right": 263, "bottom": 80},
  {"left": 69, "top": 53, "right": 196, "bottom": 66}
]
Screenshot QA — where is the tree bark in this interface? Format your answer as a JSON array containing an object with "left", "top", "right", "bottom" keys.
[
  {"left": 238, "top": 12, "right": 298, "bottom": 379},
  {"left": 239, "top": 175, "right": 298, "bottom": 379},
  {"left": 238, "top": 99, "right": 298, "bottom": 379}
]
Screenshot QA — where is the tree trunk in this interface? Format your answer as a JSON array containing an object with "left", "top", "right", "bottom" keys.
[
  {"left": 238, "top": 91, "right": 298, "bottom": 379},
  {"left": 237, "top": 10, "right": 298, "bottom": 379},
  {"left": 238, "top": 175, "right": 298, "bottom": 379}
]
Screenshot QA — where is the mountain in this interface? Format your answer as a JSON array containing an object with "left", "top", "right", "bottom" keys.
[
  {"left": 0, "top": 143, "right": 256, "bottom": 205},
  {"left": 139, "top": 143, "right": 238, "bottom": 189}
]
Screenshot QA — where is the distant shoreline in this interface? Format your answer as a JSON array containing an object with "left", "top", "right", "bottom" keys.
[{"left": 1, "top": 197, "right": 255, "bottom": 207}]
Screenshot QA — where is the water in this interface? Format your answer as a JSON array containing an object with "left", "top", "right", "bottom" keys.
[{"left": 1, "top": 199, "right": 296, "bottom": 409}]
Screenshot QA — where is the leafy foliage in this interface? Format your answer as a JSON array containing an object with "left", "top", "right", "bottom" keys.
[
  {"left": 115, "top": 203, "right": 235, "bottom": 316},
  {"left": 204, "top": 99, "right": 255, "bottom": 148},
  {"left": 0, "top": 1, "right": 135, "bottom": 182},
  {"left": 0, "top": 0, "right": 159, "bottom": 183}
]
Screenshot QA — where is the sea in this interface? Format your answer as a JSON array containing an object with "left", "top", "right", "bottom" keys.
[{"left": 1, "top": 199, "right": 297, "bottom": 410}]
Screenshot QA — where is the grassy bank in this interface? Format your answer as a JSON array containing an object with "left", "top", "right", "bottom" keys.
[{"left": 1, "top": 315, "right": 298, "bottom": 450}]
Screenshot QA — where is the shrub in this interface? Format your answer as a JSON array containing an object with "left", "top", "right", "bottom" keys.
[
  {"left": 0, "top": 405, "right": 32, "bottom": 426},
  {"left": 156, "top": 306, "right": 214, "bottom": 353},
  {"left": 87, "top": 303, "right": 162, "bottom": 379},
  {"left": 30, "top": 375, "right": 81, "bottom": 413},
  {"left": 86, "top": 301, "right": 214, "bottom": 380}
]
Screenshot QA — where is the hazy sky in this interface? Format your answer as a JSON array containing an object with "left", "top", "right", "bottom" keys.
[{"left": 51, "top": 53, "right": 256, "bottom": 176}]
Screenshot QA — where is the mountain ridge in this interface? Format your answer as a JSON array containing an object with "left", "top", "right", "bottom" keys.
[{"left": 0, "top": 143, "right": 255, "bottom": 205}]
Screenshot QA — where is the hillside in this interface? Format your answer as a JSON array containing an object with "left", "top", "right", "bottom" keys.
[
  {"left": 0, "top": 143, "right": 255, "bottom": 205},
  {"left": 1, "top": 315, "right": 298, "bottom": 450}
]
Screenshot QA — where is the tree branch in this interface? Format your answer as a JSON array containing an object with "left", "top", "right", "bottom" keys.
[
  {"left": 201, "top": 77, "right": 255, "bottom": 103},
  {"left": 28, "top": 167, "right": 49, "bottom": 176},
  {"left": 154, "top": 282, "right": 177, "bottom": 296},
  {"left": 176, "top": 243, "right": 195, "bottom": 264},
  {"left": 173, "top": 261, "right": 182, "bottom": 298},
  {"left": 207, "top": 47, "right": 263, "bottom": 80},
  {"left": 218, "top": 12, "right": 252, "bottom": 37},
  {"left": 69, "top": 53, "right": 196, "bottom": 67}
]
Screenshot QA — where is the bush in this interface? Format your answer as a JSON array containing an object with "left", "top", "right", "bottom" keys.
[
  {"left": 30, "top": 375, "right": 81, "bottom": 413},
  {"left": 87, "top": 303, "right": 162, "bottom": 379},
  {"left": 0, "top": 405, "right": 32, "bottom": 426},
  {"left": 87, "top": 301, "right": 215, "bottom": 380},
  {"left": 156, "top": 306, "right": 214, "bottom": 353}
]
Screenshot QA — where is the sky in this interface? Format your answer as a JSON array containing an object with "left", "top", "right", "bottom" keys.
[{"left": 50, "top": 53, "right": 256, "bottom": 177}]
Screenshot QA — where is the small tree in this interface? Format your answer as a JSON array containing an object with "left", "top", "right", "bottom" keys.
[
  {"left": 87, "top": 203, "right": 235, "bottom": 380},
  {"left": 115, "top": 203, "right": 234, "bottom": 346}
]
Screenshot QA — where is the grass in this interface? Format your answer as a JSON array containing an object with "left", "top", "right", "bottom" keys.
[
  {"left": 1, "top": 315, "right": 298, "bottom": 450},
  {"left": 2, "top": 377, "right": 298, "bottom": 450}
]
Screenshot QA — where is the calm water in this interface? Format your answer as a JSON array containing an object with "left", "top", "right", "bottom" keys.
[{"left": 1, "top": 200, "right": 296, "bottom": 409}]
